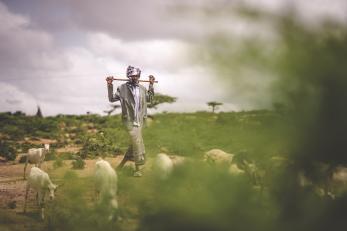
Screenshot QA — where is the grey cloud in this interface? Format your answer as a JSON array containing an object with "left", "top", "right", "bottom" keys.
[
  {"left": 2, "top": 0, "right": 346, "bottom": 42},
  {"left": 5, "top": 99, "right": 21, "bottom": 105},
  {"left": 1, "top": 0, "right": 347, "bottom": 115},
  {"left": 0, "top": 3, "right": 71, "bottom": 81},
  {"left": 1, "top": 0, "right": 206, "bottom": 41}
]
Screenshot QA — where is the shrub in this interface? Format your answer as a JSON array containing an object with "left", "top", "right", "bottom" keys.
[
  {"left": 18, "top": 155, "right": 27, "bottom": 163},
  {"left": 59, "top": 152, "right": 75, "bottom": 160},
  {"left": 53, "top": 157, "right": 65, "bottom": 169},
  {"left": 0, "top": 141, "right": 17, "bottom": 161},
  {"left": 45, "top": 150, "right": 57, "bottom": 161},
  {"left": 78, "top": 132, "right": 118, "bottom": 159},
  {"left": 71, "top": 157, "right": 86, "bottom": 169}
]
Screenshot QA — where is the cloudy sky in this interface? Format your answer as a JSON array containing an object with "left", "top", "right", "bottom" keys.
[{"left": 0, "top": 0, "right": 346, "bottom": 116}]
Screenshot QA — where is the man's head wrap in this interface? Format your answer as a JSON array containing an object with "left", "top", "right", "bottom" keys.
[{"left": 126, "top": 65, "right": 141, "bottom": 77}]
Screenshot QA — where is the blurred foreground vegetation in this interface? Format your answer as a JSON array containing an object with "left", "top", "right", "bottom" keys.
[
  {"left": 1, "top": 5, "right": 347, "bottom": 231},
  {"left": 0, "top": 108, "right": 345, "bottom": 231}
]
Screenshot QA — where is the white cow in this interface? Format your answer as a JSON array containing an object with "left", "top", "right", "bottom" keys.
[
  {"left": 23, "top": 144, "right": 50, "bottom": 179},
  {"left": 23, "top": 167, "right": 58, "bottom": 220},
  {"left": 94, "top": 158, "right": 118, "bottom": 220}
]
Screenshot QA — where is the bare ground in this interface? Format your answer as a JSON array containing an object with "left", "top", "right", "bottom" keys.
[{"left": 0, "top": 155, "right": 138, "bottom": 231}]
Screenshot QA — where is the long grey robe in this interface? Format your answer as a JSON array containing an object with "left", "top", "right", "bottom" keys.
[{"left": 107, "top": 82, "right": 154, "bottom": 165}]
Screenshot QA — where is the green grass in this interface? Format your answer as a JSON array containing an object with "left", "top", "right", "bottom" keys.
[
  {"left": 0, "top": 110, "right": 345, "bottom": 231},
  {"left": 0, "top": 110, "right": 288, "bottom": 163},
  {"left": 144, "top": 111, "right": 288, "bottom": 164}
]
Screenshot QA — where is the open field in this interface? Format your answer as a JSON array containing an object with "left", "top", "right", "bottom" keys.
[
  {"left": 0, "top": 157, "right": 140, "bottom": 231},
  {"left": 0, "top": 111, "right": 346, "bottom": 231}
]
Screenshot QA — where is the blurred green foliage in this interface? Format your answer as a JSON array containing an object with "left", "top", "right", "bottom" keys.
[
  {"left": 195, "top": 6, "right": 347, "bottom": 231},
  {"left": 45, "top": 171, "right": 120, "bottom": 231},
  {"left": 53, "top": 157, "right": 65, "bottom": 169},
  {"left": 71, "top": 156, "right": 86, "bottom": 169},
  {"left": 0, "top": 140, "right": 16, "bottom": 161},
  {"left": 1, "top": 6, "right": 347, "bottom": 231}
]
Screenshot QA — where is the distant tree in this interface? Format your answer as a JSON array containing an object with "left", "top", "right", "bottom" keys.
[
  {"left": 207, "top": 101, "right": 223, "bottom": 113},
  {"left": 148, "top": 93, "right": 177, "bottom": 109},
  {"left": 104, "top": 104, "right": 121, "bottom": 116},
  {"left": 36, "top": 106, "right": 43, "bottom": 118},
  {"left": 13, "top": 111, "right": 25, "bottom": 116}
]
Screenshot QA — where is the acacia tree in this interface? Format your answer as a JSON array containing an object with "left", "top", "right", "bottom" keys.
[
  {"left": 104, "top": 104, "right": 121, "bottom": 116},
  {"left": 207, "top": 101, "right": 223, "bottom": 113},
  {"left": 148, "top": 93, "right": 176, "bottom": 110}
]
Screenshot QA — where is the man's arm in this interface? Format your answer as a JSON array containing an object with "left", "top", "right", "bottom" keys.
[
  {"left": 106, "top": 76, "right": 120, "bottom": 102},
  {"left": 146, "top": 75, "right": 155, "bottom": 103}
]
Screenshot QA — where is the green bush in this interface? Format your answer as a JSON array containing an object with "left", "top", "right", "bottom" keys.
[
  {"left": 59, "top": 152, "right": 75, "bottom": 160},
  {"left": 71, "top": 157, "right": 86, "bottom": 169},
  {"left": 53, "top": 157, "right": 65, "bottom": 169},
  {"left": 45, "top": 149, "right": 57, "bottom": 161},
  {"left": 78, "top": 131, "right": 119, "bottom": 159},
  {"left": 0, "top": 141, "right": 17, "bottom": 161}
]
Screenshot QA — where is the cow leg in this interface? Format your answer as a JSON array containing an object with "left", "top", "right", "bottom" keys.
[
  {"left": 37, "top": 191, "right": 43, "bottom": 207},
  {"left": 94, "top": 190, "right": 100, "bottom": 203},
  {"left": 23, "top": 157, "right": 28, "bottom": 179},
  {"left": 41, "top": 207, "right": 45, "bottom": 220},
  {"left": 40, "top": 192, "right": 46, "bottom": 220},
  {"left": 23, "top": 183, "right": 30, "bottom": 213}
]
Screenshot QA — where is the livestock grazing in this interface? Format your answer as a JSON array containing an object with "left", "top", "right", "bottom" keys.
[
  {"left": 332, "top": 166, "right": 347, "bottom": 184},
  {"left": 241, "top": 161, "right": 264, "bottom": 186},
  {"left": 94, "top": 158, "right": 118, "bottom": 220},
  {"left": 204, "top": 149, "right": 244, "bottom": 174},
  {"left": 23, "top": 144, "right": 50, "bottom": 179},
  {"left": 154, "top": 153, "right": 174, "bottom": 179},
  {"left": 153, "top": 153, "right": 187, "bottom": 179},
  {"left": 204, "top": 149, "right": 234, "bottom": 165},
  {"left": 298, "top": 171, "right": 334, "bottom": 198},
  {"left": 228, "top": 163, "right": 245, "bottom": 175},
  {"left": 23, "top": 167, "right": 58, "bottom": 220},
  {"left": 204, "top": 149, "right": 265, "bottom": 188},
  {"left": 170, "top": 155, "right": 187, "bottom": 167},
  {"left": 299, "top": 166, "right": 347, "bottom": 199}
]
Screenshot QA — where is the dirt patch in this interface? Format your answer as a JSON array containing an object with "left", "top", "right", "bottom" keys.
[
  {"left": 0, "top": 154, "right": 141, "bottom": 230},
  {"left": 55, "top": 145, "right": 82, "bottom": 154},
  {"left": 0, "top": 156, "right": 129, "bottom": 209},
  {"left": 18, "top": 138, "right": 57, "bottom": 145}
]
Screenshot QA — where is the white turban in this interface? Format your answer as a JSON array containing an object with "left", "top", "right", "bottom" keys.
[{"left": 126, "top": 65, "right": 141, "bottom": 77}]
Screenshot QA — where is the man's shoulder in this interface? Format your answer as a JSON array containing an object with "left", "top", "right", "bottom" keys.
[
  {"left": 118, "top": 83, "right": 128, "bottom": 90},
  {"left": 139, "top": 84, "right": 146, "bottom": 91}
]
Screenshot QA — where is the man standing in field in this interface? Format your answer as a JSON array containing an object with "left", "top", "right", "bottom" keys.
[{"left": 106, "top": 66, "right": 155, "bottom": 177}]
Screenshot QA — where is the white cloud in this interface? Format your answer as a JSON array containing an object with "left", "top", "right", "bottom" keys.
[
  {"left": 0, "top": 1, "right": 234, "bottom": 116},
  {"left": 0, "top": 82, "right": 38, "bottom": 114},
  {"left": 86, "top": 33, "right": 191, "bottom": 72},
  {"left": 0, "top": 2, "right": 69, "bottom": 77},
  {"left": 1, "top": 0, "right": 346, "bottom": 116}
]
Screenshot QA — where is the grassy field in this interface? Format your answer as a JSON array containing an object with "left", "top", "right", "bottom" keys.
[
  {"left": 0, "top": 111, "right": 344, "bottom": 231},
  {"left": 0, "top": 110, "right": 288, "bottom": 162}
]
